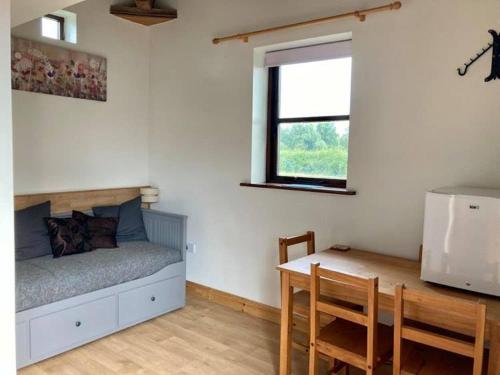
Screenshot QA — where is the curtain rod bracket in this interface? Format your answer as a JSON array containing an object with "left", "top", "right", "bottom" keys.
[{"left": 355, "top": 12, "right": 366, "bottom": 22}]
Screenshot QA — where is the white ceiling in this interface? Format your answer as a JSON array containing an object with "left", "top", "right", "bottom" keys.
[{"left": 11, "top": 0, "right": 86, "bottom": 27}]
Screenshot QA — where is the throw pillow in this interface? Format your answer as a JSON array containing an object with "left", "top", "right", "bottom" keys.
[
  {"left": 15, "top": 201, "right": 52, "bottom": 260},
  {"left": 45, "top": 217, "right": 94, "bottom": 258},
  {"left": 93, "top": 197, "right": 148, "bottom": 242},
  {"left": 72, "top": 211, "right": 118, "bottom": 249}
]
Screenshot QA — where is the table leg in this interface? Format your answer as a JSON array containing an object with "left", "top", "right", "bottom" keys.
[
  {"left": 489, "top": 321, "right": 500, "bottom": 375},
  {"left": 279, "top": 272, "right": 293, "bottom": 375}
]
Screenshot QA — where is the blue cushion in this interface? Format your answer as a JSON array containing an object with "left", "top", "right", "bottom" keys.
[
  {"left": 92, "top": 205, "right": 120, "bottom": 218},
  {"left": 15, "top": 201, "right": 52, "bottom": 260},
  {"left": 93, "top": 197, "right": 148, "bottom": 242}
]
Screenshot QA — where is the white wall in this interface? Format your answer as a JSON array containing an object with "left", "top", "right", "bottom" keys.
[
  {"left": 149, "top": 0, "right": 500, "bottom": 307},
  {"left": 0, "top": 0, "right": 16, "bottom": 372},
  {"left": 12, "top": 0, "right": 151, "bottom": 194},
  {"left": 11, "top": 0, "right": 85, "bottom": 27}
]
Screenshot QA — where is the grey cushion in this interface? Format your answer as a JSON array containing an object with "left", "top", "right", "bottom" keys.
[
  {"left": 15, "top": 201, "right": 52, "bottom": 261},
  {"left": 92, "top": 205, "right": 119, "bottom": 218},
  {"left": 117, "top": 197, "right": 148, "bottom": 241},
  {"left": 93, "top": 197, "right": 148, "bottom": 242},
  {"left": 15, "top": 241, "right": 182, "bottom": 312}
]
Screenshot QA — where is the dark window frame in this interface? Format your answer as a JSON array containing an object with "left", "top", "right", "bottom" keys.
[
  {"left": 266, "top": 66, "right": 350, "bottom": 189},
  {"left": 43, "top": 14, "right": 65, "bottom": 41}
]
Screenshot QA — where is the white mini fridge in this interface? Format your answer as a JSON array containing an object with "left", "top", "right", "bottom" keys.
[{"left": 421, "top": 187, "right": 500, "bottom": 297}]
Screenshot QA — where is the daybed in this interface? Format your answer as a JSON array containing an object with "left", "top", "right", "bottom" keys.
[{"left": 15, "top": 199, "right": 187, "bottom": 369}]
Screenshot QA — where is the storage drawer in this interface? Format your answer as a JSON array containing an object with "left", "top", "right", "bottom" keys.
[
  {"left": 30, "top": 296, "right": 117, "bottom": 359},
  {"left": 119, "top": 276, "right": 184, "bottom": 326}
]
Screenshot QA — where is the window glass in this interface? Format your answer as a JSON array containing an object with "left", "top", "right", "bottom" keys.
[
  {"left": 42, "top": 17, "right": 61, "bottom": 40},
  {"left": 278, "top": 121, "right": 349, "bottom": 180}
]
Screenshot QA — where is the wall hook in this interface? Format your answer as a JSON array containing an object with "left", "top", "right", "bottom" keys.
[
  {"left": 457, "top": 65, "right": 469, "bottom": 76},
  {"left": 457, "top": 42, "right": 493, "bottom": 76},
  {"left": 457, "top": 30, "right": 500, "bottom": 80}
]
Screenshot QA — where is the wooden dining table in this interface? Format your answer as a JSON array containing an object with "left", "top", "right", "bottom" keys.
[{"left": 277, "top": 248, "right": 500, "bottom": 375}]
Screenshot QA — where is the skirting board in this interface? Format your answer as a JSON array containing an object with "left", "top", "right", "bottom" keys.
[
  {"left": 186, "top": 281, "right": 309, "bottom": 334},
  {"left": 186, "top": 281, "right": 280, "bottom": 322}
]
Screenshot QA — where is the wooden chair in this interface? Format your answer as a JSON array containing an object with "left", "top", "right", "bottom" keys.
[
  {"left": 279, "top": 232, "right": 362, "bottom": 323},
  {"left": 393, "top": 285, "right": 487, "bottom": 375},
  {"left": 279, "top": 231, "right": 316, "bottom": 320},
  {"left": 279, "top": 231, "right": 316, "bottom": 264},
  {"left": 309, "top": 263, "right": 393, "bottom": 375},
  {"left": 279, "top": 232, "right": 364, "bottom": 357}
]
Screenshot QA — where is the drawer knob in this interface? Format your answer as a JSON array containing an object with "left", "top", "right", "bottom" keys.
[
  {"left": 151, "top": 296, "right": 156, "bottom": 302},
  {"left": 75, "top": 321, "right": 82, "bottom": 327}
]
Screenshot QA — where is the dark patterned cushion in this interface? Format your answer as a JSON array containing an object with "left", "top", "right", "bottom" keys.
[
  {"left": 72, "top": 211, "right": 118, "bottom": 249},
  {"left": 45, "top": 217, "right": 94, "bottom": 258}
]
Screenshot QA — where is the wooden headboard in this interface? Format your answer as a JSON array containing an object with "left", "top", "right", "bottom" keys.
[{"left": 15, "top": 187, "right": 146, "bottom": 214}]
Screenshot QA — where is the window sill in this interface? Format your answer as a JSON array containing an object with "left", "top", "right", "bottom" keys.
[{"left": 240, "top": 182, "right": 356, "bottom": 196}]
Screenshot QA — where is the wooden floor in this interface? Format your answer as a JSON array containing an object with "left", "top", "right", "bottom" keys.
[{"left": 19, "top": 292, "right": 330, "bottom": 375}]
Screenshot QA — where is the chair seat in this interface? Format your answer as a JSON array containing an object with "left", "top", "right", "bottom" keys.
[
  {"left": 318, "top": 318, "right": 393, "bottom": 363},
  {"left": 401, "top": 342, "right": 476, "bottom": 375},
  {"left": 293, "top": 290, "right": 363, "bottom": 318}
]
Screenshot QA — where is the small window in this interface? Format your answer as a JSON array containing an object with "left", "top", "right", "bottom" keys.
[
  {"left": 266, "top": 42, "right": 352, "bottom": 189},
  {"left": 42, "top": 15, "right": 65, "bottom": 41}
]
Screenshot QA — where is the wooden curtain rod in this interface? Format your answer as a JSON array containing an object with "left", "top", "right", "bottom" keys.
[{"left": 213, "top": 1, "right": 402, "bottom": 45}]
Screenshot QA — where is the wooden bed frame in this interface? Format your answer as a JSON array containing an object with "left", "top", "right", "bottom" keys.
[{"left": 14, "top": 187, "right": 187, "bottom": 369}]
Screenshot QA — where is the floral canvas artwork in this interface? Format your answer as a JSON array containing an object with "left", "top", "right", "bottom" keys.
[{"left": 11, "top": 37, "right": 107, "bottom": 101}]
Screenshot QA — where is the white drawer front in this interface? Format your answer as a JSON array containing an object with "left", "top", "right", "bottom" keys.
[
  {"left": 119, "top": 277, "right": 184, "bottom": 326},
  {"left": 31, "top": 296, "right": 117, "bottom": 359}
]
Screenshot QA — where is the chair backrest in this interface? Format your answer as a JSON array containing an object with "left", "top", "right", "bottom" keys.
[
  {"left": 309, "top": 262, "right": 379, "bottom": 373},
  {"left": 278, "top": 231, "right": 315, "bottom": 264},
  {"left": 393, "top": 285, "right": 486, "bottom": 375}
]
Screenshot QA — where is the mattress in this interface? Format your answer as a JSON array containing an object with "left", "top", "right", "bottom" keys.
[{"left": 16, "top": 241, "right": 182, "bottom": 312}]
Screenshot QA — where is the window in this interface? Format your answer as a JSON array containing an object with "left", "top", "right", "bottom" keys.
[
  {"left": 42, "top": 15, "right": 65, "bottom": 41},
  {"left": 266, "top": 41, "right": 352, "bottom": 189}
]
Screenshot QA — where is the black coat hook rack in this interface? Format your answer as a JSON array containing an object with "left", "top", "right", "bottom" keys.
[{"left": 457, "top": 30, "right": 500, "bottom": 82}]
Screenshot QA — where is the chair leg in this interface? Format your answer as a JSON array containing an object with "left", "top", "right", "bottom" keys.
[
  {"left": 329, "top": 360, "right": 348, "bottom": 375},
  {"left": 327, "top": 358, "right": 334, "bottom": 371},
  {"left": 328, "top": 358, "right": 345, "bottom": 375},
  {"left": 308, "top": 346, "right": 318, "bottom": 375}
]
